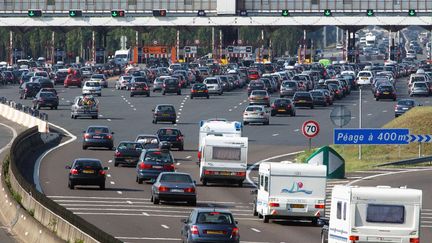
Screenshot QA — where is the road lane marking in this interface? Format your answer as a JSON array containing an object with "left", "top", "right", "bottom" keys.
[
  {"left": 161, "top": 224, "right": 169, "bottom": 229},
  {"left": 126, "top": 201, "right": 133, "bottom": 205},
  {"left": 117, "top": 191, "right": 122, "bottom": 195},
  {"left": 229, "top": 109, "right": 232, "bottom": 112},
  {"left": 367, "top": 113, "right": 372, "bottom": 116},
  {"left": 116, "top": 237, "right": 179, "bottom": 241},
  {"left": 108, "top": 160, "right": 112, "bottom": 163},
  {"left": 186, "top": 156, "right": 191, "bottom": 159},
  {"left": 239, "top": 102, "right": 243, "bottom": 105},
  {"left": 178, "top": 112, "right": 181, "bottom": 115},
  {"left": 107, "top": 119, "right": 112, "bottom": 122},
  {"left": 61, "top": 98, "right": 64, "bottom": 100},
  {"left": 99, "top": 114, "right": 103, "bottom": 117},
  {"left": 110, "top": 181, "right": 115, "bottom": 185},
  {"left": 121, "top": 95, "right": 124, "bottom": 98},
  {"left": 243, "top": 100, "right": 247, "bottom": 102},
  {"left": 142, "top": 212, "right": 149, "bottom": 216},
  {"left": 133, "top": 108, "right": 137, "bottom": 111},
  {"left": 180, "top": 105, "right": 184, "bottom": 108},
  {"left": 176, "top": 162, "right": 181, "bottom": 165},
  {"left": 250, "top": 228, "right": 261, "bottom": 233},
  {"left": 234, "top": 106, "right": 238, "bottom": 109},
  {"left": 272, "top": 134, "right": 279, "bottom": 137},
  {"left": 383, "top": 110, "right": 387, "bottom": 113},
  {"left": 130, "top": 105, "right": 134, "bottom": 108},
  {"left": 107, "top": 174, "right": 111, "bottom": 178},
  {"left": 294, "top": 129, "right": 300, "bottom": 132},
  {"left": 74, "top": 212, "right": 261, "bottom": 221}
]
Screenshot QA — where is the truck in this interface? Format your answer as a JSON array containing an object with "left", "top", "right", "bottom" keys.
[
  {"left": 252, "top": 162, "right": 327, "bottom": 224},
  {"left": 199, "top": 136, "right": 248, "bottom": 187},
  {"left": 114, "top": 49, "right": 131, "bottom": 66},
  {"left": 320, "top": 185, "right": 422, "bottom": 243},
  {"left": 70, "top": 95, "right": 99, "bottom": 119}
]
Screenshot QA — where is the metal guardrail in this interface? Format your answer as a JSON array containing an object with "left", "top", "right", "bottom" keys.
[
  {"left": 377, "top": 156, "right": 432, "bottom": 167},
  {"left": 0, "top": 0, "right": 430, "bottom": 13},
  {"left": 0, "top": 96, "right": 48, "bottom": 121}
]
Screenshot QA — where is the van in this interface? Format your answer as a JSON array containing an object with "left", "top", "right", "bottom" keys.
[
  {"left": 198, "top": 119, "right": 242, "bottom": 157},
  {"left": 320, "top": 185, "right": 422, "bottom": 243},
  {"left": 252, "top": 162, "right": 327, "bottom": 224},
  {"left": 199, "top": 136, "right": 247, "bottom": 187}
]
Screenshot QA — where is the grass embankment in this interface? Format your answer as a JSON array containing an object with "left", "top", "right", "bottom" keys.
[{"left": 297, "top": 107, "right": 432, "bottom": 172}]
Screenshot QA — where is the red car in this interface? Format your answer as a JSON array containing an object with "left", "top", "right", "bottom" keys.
[
  {"left": 64, "top": 73, "right": 82, "bottom": 88},
  {"left": 248, "top": 69, "right": 260, "bottom": 81}
]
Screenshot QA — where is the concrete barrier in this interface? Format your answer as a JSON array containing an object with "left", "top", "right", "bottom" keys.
[{"left": 0, "top": 102, "right": 49, "bottom": 133}]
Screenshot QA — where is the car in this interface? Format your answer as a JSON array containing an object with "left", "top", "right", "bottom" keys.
[
  {"left": 19, "top": 82, "right": 41, "bottom": 99},
  {"left": 203, "top": 77, "right": 223, "bottom": 95},
  {"left": 247, "top": 81, "right": 266, "bottom": 96},
  {"left": 157, "top": 128, "right": 184, "bottom": 151},
  {"left": 152, "top": 104, "right": 177, "bottom": 124},
  {"left": 115, "top": 76, "right": 132, "bottom": 90},
  {"left": 410, "top": 81, "right": 430, "bottom": 97},
  {"left": 310, "top": 90, "right": 329, "bottom": 106},
  {"left": 129, "top": 76, "right": 148, "bottom": 90},
  {"left": 71, "top": 95, "right": 99, "bottom": 119},
  {"left": 90, "top": 74, "right": 108, "bottom": 88},
  {"left": 114, "top": 141, "right": 143, "bottom": 167},
  {"left": 395, "top": 99, "right": 418, "bottom": 117},
  {"left": 37, "top": 78, "right": 55, "bottom": 89},
  {"left": 82, "top": 126, "right": 114, "bottom": 150},
  {"left": 375, "top": 85, "right": 397, "bottom": 101},
  {"left": 248, "top": 90, "right": 270, "bottom": 107},
  {"left": 162, "top": 78, "right": 181, "bottom": 95},
  {"left": 243, "top": 105, "right": 270, "bottom": 125},
  {"left": 64, "top": 72, "right": 82, "bottom": 88},
  {"left": 190, "top": 83, "right": 209, "bottom": 99},
  {"left": 135, "top": 149, "right": 175, "bottom": 184},
  {"left": 130, "top": 82, "right": 150, "bottom": 97},
  {"left": 135, "top": 134, "right": 161, "bottom": 149},
  {"left": 270, "top": 98, "right": 296, "bottom": 116},
  {"left": 151, "top": 172, "right": 196, "bottom": 205},
  {"left": 32, "top": 91, "right": 59, "bottom": 110},
  {"left": 153, "top": 76, "right": 169, "bottom": 92},
  {"left": 181, "top": 208, "right": 240, "bottom": 243},
  {"left": 356, "top": 71, "right": 373, "bottom": 85},
  {"left": 280, "top": 81, "right": 300, "bottom": 97},
  {"left": 66, "top": 158, "right": 107, "bottom": 190},
  {"left": 54, "top": 69, "right": 68, "bottom": 85},
  {"left": 293, "top": 91, "right": 314, "bottom": 109},
  {"left": 82, "top": 81, "right": 102, "bottom": 96}
]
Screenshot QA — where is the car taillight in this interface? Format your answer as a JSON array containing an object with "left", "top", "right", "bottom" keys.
[
  {"left": 236, "top": 172, "right": 246, "bottom": 177},
  {"left": 70, "top": 169, "right": 78, "bottom": 175},
  {"left": 191, "top": 225, "right": 199, "bottom": 235},
  {"left": 25, "top": 88, "right": 28, "bottom": 92},
  {"left": 115, "top": 151, "right": 121, "bottom": 157},
  {"left": 177, "top": 136, "right": 183, "bottom": 141},
  {"left": 184, "top": 187, "right": 195, "bottom": 193},
  {"left": 376, "top": 91, "right": 380, "bottom": 94},
  {"left": 271, "top": 104, "right": 275, "bottom": 108},
  {"left": 410, "top": 238, "right": 420, "bottom": 243},
  {"left": 204, "top": 90, "right": 208, "bottom": 93},
  {"left": 259, "top": 112, "right": 264, "bottom": 116},
  {"left": 287, "top": 105, "right": 292, "bottom": 109},
  {"left": 138, "top": 163, "right": 152, "bottom": 170},
  {"left": 163, "top": 84, "right": 166, "bottom": 88},
  {"left": 197, "top": 151, "right": 201, "bottom": 159},
  {"left": 231, "top": 227, "right": 239, "bottom": 237},
  {"left": 131, "top": 87, "right": 136, "bottom": 90},
  {"left": 106, "top": 135, "right": 113, "bottom": 140},
  {"left": 315, "top": 204, "right": 325, "bottom": 209},
  {"left": 191, "top": 89, "right": 195, "bottom": 93},
  {"left": 84, "top": 134, "right": 91, "bottom": 139},
  {"left": 264, "top": 96, "right": 269, "bottom": 100},
  {"left": 204, "top": 170, "right": 213, "bottom": 175},
  {"left": 99, "top": 170, "right": 106, "bottom": 175},
  {"left": 349, "top": 235, "right": 359, "bottom": 242},
  {"left": 269, "top": 203, "right": 279, "bottom": 207},
  {"left": 164, "top": 164, "right": 175, "bottom": 171},
  {"left": 158, "top": 186, "right": 169, "bottom": 192}
]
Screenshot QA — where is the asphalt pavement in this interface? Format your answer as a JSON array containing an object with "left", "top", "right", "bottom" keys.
[{"left": 0, "top": 73, "right": 431, "bottom": 242}]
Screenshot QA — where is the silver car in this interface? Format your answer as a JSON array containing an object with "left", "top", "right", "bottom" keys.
[
  {"left": 153, "top": 76, "right": 170, "bottom": 92},
  {"left": 410, "top": 82, "right": 430, "bottom": 97},
  {"left": 280, "top": 81, "right": 300, "bottom": 97},
  {"left": 243, "top": 105, "right": 270, "bottom": 125},
  {"left": 90, "top": 74, "right": 108, "bottom": 88},
  {"left": 115, "top": 76, "right": 132, "bottom": 90}
]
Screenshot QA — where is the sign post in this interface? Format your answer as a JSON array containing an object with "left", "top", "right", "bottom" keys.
[{"left": 302, "top": 120, "right": 320, "bottom": 150}]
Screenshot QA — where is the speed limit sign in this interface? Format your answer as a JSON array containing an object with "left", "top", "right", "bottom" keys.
[{"left": 302, "top": 120, "right": 320, "bottom": 138}]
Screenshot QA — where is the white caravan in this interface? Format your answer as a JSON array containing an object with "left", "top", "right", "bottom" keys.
[
  {"left": 321, "top": 185, "right": 422, "bottom": 243},
  {"left": 253, "top": 162, "right": 327, "bottom": 224},
  {"left": 199, "top": 136, "right": 248, "bottom": 187},
  {"left": 114, "top": 49, "right": 131, "bottom": 65}
]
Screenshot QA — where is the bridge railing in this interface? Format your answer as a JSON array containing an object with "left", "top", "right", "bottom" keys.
[{"left": 0, "top": 0, "right": 430, "bottom": 14}]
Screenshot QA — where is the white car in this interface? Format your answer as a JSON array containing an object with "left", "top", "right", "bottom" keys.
[
  {"left": 90, "top": 74, "right": 108, "bottom": 88},
  {"left": 82, "top": 81, "right": 102, "bottom": 96},
  {"left": 203, "top": 77, "right": 223, "bottom": 95},
  {"left": 406, "top": 50, "right": 416, "bottom": 59},
  {"left": 356, "top": 71, "right": 373, "bottom": 85},
  {"left": 115, "top": 76, "right": 132, "bottom": 90},
  {"left": 243, "top": 105, "right": 270, "bottom": 125}
]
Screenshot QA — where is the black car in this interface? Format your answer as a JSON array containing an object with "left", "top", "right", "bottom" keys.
[
  {"left": 151, "top": 172, "right": 196, "bottom": 205},
  {"left": 270, "top": 98, "right": 296, "bottom": 116},
  {"left": 130, "top": 82, "right": 150, "bottom": 97},
  {"left": 181, "top": 208, "right": 240, "bottom": 243},
  {"left": 310, "top": 90, "right": 329, "bottom": 106},
  {"left": 293, "top": 91, "right": 314, "bottom": 109},
  {"left": 54, "top": 70, "right": 68, "bottom": 84},
  {"left": 157, "top": 128, "right": 184, "bottom": 151},
  {"left": 247, "top": 81, "right": 266, "bottom": 96},
  {"left": 190, "top": 83, "right": 209, "bottom": 99},
  {"left": 114, "top": 141, "right": 143, "bottom": 167},
  {"left": 66, "top": 158, "right": 107, "bottom": 190},
  {"left": 152, "top": 104, "right": 177, "bottom": 124},
  {"left": 82, "top": 126, "right": 115, "bottom": 150},
  {"left": 37, "top": 78, "right": 55, "bottom": 89},
  {"left": 19, "top": 82, "right": 41, "bottom": 99},
  {"left": 375, "top": 85, "right": 396, "bottom": 101},
  {"left": 32, "top": 91, "right": 59, "bottom": 110},
  {"left": 163, "top": 78, "right": 181, "bottom": 95},
  {"left": 395, "top": 99, "right": 418, "bottom": 117},
  {"left": 135, "top": 149, "right": 175, "bottom": 184}
]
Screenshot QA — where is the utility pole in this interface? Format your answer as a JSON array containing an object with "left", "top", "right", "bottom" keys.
[
  {"left": 359, "top": 86, "right": 362, "bottom": 160},
  {"left": 51, "top": 31, "right": 55, "bottom": 64}
]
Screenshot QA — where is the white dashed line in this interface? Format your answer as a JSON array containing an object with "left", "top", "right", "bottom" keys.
[
  {"left": 117, "top": 191, "right": 123, "bottom": 195},
  {"left": 239, "top": 102, "right": 243, "bottom": 105},
  {"left": 66, "top": 100, "right": 70, "bottom": 103},
  {"left": 121, "top": 95, "right": 124, "bottom": 98},
  {"left": 176, "top": 162, "right": 181, "bottom": 166},
  {"left": 178, "top": 112, "right": 181, "bottom": 115},
  {"left": 294, "top": 129, "right": 300, "bottom": 132},
  {"left": 181, "top": 103, "right": 185, "bottom": 105},
  {"left": 367, "top": 113, "right": 372, "bottom": 116},
  {"left": 186, "top": 156, "right": 191, "bottom": 159},
  {"left": 142, "top": 212, "right": 149, "bottom": 216},
  {"left": 243, "top": 100, "right": 247, "bottom": 102},
  {"left": 234, "top": 106, "right": 238, "bottom": 109},
  {"left": 110, "top": 181, "right": 115, "bottom": 185},
  {"left": 251, "top": 228, "right": 261, "bottom": 233},
  {"left": 179, "top": 108, "right": 182, "bottom": 111},
  {"left": 161, "top": 225, "right": 170, "bottom": 229},
  {"left": 126, "top": 201, "right": 133, "bottom": 205},
  {"left": 99, "top": 114, "right": 103, "bottom": 117},
  {"left": 107, "top": 119, "right": 112, "bottom": 122},
  {"left": 272, "top": 134, "right": 279, "bottom": 137},
  {"left": 107, "top": 174, "right": 111, "bottom": 178},
  {"left": 174, "top": 124, "right": 178, "bottom": 126},
  {"left": 131, "top": 105, "right": 134, "bottom": 108},
  {"left": 180, "top": 105, "right": 184, "bottom": 108},
  {"left": 229, "top": 109, "right": 233, "bottom": 112},
  {"left": 108, "top": 160, "right": 112, "bottom": 163},
  {"left": 61, "top": 98, "right": 64, "bottom": 100},
  {"left": 383, "top": 110, "right": 387, "bottom": 113},
  {"left": 133, "top": 108, "right": 137, "bottom": 111}
]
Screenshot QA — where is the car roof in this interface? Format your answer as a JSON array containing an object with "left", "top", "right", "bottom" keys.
[
  {"left": 246, "top": 105, "right": 265, "bottom": 109},
  {"left": 118, "top": 141, "right": 141, "bottom": 144},
  {"left": 159, "top": 172, "right": 191, "bottom": 177},
  {"left": 156, "top": 104, "right": 175, "bottom": 107},
  {"left": 158, "top": 127, "right": 180, "bottom": 131},
  {"left": 136, "top": 134, "right": 158, "bottom": 137},
  {"left": 87, "top": 125, "right": 110, "bottom": 129},
  {"left": 74, "top": 158, "right": 101, "bottom": 163},
  {"left": 193, "top": 208, "right": 233, "bottom": 214}
]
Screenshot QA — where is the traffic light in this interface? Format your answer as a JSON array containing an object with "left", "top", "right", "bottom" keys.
[
  {"left": 281, "top": 9, "right": 290, "bottom": 17},
  {"left": 197, "top": 10, "right": 206, "bottom": 17},
  {"left": 366, "top": 9, "right": 374, "bottom": 16},
  {"left": 111, "top": 10, "right": 125, "bottom": 17},
  {"left": 28, "top": 9, "right": 42, "bottom": 17},
  {"left": 69, "top": 10, "right": 82, "bottom": 17},
  {"left": 323, "top": 9, "right": 332, "bottom": 16},
  {"left": 408, "top": 9, "right": 416, "bottom": 16},
  {"left": 153, "top": 9, "right": 167, "bottom": 17}
]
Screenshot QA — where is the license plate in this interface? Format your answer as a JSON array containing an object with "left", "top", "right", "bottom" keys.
[
  {"left": 403, "top": 107, "right": 409, "bottom": 110},
  {"left": 362, "top": 78, "right": 367, "bottom": 80},
  {"left": 290, "top": 204, "right": 305, "bottom": 208},
  {"left": 278, "top": 109, "right": 286, "bottom": 112},
  {"left": 383, "top": 92, "right": 389, "bottom": 94},
  {"left": 219, "top": 171, "right": 231, "bottom": 176},
  {"left": 162, "top": 114, "right": 170, "bottom": 116},
  {"left": 93, "top": 136, "right": 102, "bottom": 139},
  {"left": 206, "top": 230, "right": 224, "bottom": 235},
  {"left": 126, "top": 159, "right": 135, "bottom": 162},
  {"left": 153, "top": 165, "right": 163, "bottom": 169},
  {"left": 83, "top": 170, "right": 94, "bottom": 174},
  {"left": 299, "top": 100, "right": 306, "bottom": 103},
  {"left": 197, "top": 91, "right": 203, "bottom": 93},
  {"left": 170, "top": 189, "right": 183, "bottom": 192}
]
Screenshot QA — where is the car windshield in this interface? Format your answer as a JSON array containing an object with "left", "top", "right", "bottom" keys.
[
  {"left": 134, "top": 77, "right": 147, "bottom": 83},
  {"left": 295, "top": 92, "right": 310, "bottom": 97},
  {"left": 87, "top": 127, "right": 109, "bottom": 134},
  {"left": 74, "top": 160, "right": 101, "bottom": 169},
  {"left": 26, "top": 83, "right": 40, "bottom": 88},
  {"left": 282, "top": 82, "right": 296, "bottom": 87},
  {"left": 196, "top": 212, "right": 234, "bottom": 225},
  {"left": 274, "top": 99, "right": 291, "bottom": 105},
  {"left": 193, "top": 84, "right": 206, "bottom": 90},
  {"left": 398, "top": 100, "right": 415, "bottom": 106},
  {"left": 245, "top": 106, "right": 264, "bottom": 112},
  {"left": 251, "top": 91, "right": 267, "bottom": 96},
  {"left": 157, "top": 106, "right": 174, "bottom": 112},
  {"left": 92, "top": 75, "right": 104, "bottom": 79},
  {"left": 310, "top": 91, "right": 323, "bottom": 96},
  {"left": 144, "top": 151, "right": 172, "bottom": 163},
  {"left": 118, "top": 143, "right": 142, "bottom": 150},
  {"left": 123, "top": 76, "right": 132, "bottom": 81},
  {"left": 159, "top": 174, "right": 192, "bottom": 183},
  {"left": 359, "top": 72, "right": 371, "bottom": 77},
  {"left": 39, "top": 92, "right": 56, "bottom": 98},
  {"left": 412, "top": 76, "right": 425, "bottom": 82},
  {"left": 165, "top": 79, "right": 178, "bottom": 85},
  {"left": 250, "top": 82, "right": 264, "bottom": 87},
  {"left": 414, "top": 82, "right": 427, "bottom": 88},
  {"left": 158, "top": 129, "right": 180, "bottom": 136},
  {"left": 378, "top": 86, "right": 393, "bottom": 91},
  {"left": 205, "top": 79, "right": 218, "bottom": 84},
  {"left": 86, "top": 82, "right": 100, "bottom": 87}
]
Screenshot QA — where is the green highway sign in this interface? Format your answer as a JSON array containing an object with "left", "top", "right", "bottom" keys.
[
  {"left": 111, "top": 10, "right": 125, "bottom": 17},
  {"left": 408, "top": 9, "right": 416, "bottom": 16},
  {"left": 281, "top": 9, "right": 289, "bottom": 17},
  {"left": 366, "top": 9, "right": 374, "bottom": 16},
  {"left": 324, "top": 9, "right": 332, "bottom": 16},
  {"left": 69, "top": 10, "right": 83, "bottom": 17},
  {"left": 28, "top": 9, "right": 42, "bottom": 17}
]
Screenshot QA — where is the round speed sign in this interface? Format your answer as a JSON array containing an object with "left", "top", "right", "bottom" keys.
[{"left": 302, "top": 120, "right": 320, "bottom": 138}]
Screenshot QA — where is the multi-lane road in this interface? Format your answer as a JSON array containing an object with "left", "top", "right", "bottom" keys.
[{"left": 0, "top": 74, "right": 431, "bottom": 242}]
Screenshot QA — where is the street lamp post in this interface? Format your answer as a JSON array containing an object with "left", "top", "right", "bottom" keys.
[{"left": 359, "top": 85, "right": 362, "bottom": 160}]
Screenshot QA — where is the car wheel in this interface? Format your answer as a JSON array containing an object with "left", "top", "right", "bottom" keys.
[
  {"left": 130, "top": 93, "right": 134, "bottom": 97},
  {"left": 150, "top": 195, "right": 154, "bottom": 202},
  {"left": 55, "top": 106, "right": 58, "bottom": 110},
  {"left": 177, "top": 92, "right": 181, "bottom": 95},
  {"left": 23, "top": 94, "right": 27, "bottom": 99},
  {"left": 64, "top": 85, "right": 68, "bottom": 88},
  {"left": 190, "top": 95, "right": 193, "bottom": 99},
  {"left": 179, "top": 145, "right": 184, "bottom": 151},
  {"left": 162, "top": 92, "right": 166, "bottom": 95},
  {"left": 82, "top": 145, "right": 87, "bottom": 150},
  {"left": 68, "top": 181, "right": 74, "bottom": 189},
  {"left": 114, "top": 162, "right": 118, "bottom": 167},
  {"left": 270, "top": 112, "right": 275, "bottom": 117},
  {"left": 375, "top": 97, "right": 379, "bottom": 101},
  {"left": 238, "top": 181, "right": 243, "bottom": 187},
  {"left": 258, "top": 213, "right": 263, "bottom": 219},
  {"left": 147, "top": 93, "right": 150, "bottom": 97},
  {"left": 153, "top": 197, "right": 160, "bottom": 204},
  {"left": 311, "top": 105, "right": 314, "bottom": 109},
  {"left": 263, "top": 215, "right": 270, "bottom": 223},
  {"left": 321, "top": 232, "right": 328, "bottom": 243},
  {"left": 172, "top": 121, "right": 176, "bottom": 124},
  {"left": 243, "top": 121, "right": 248, "bottom": 126},
  {"left": 202, "top": 179, "right": 207, "bottom": 186},
  {"left": 206, "top": 95, "right": 209, "bottom": 99},
  {"left": 188, "top": 200, "right": 197, "bottom": 206},
  {"left": 252, "top": 202, "right": 258, "bottom": 216},
  {"left": 19, "top": 95, "right": 22, "bottom": 99},
  {"left": 137, "top": 177, "right": 143, "bottom": 184},
  {"left": 99, "top": 183, "right": 105, "bottom": 190},
  {"left": 291, "top": 112, "right": 296, "bottom": 117},
  {"left": 264, "top": 121, "right": 269, "bottom": 125},
  {"left": 98, "top": 94, "right": 101, "bottom": 97},
  {"left": 393, "top": 98, "right": 396, "bottom": 101}
]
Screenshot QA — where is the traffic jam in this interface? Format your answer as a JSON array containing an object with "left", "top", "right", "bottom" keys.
[{"left": 0, "top": 31, "right": 429, "bottom": 243}]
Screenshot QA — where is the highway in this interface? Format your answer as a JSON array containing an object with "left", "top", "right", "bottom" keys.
[{"left": 0, "top": 71, "right": 431, "bottom": 243}]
